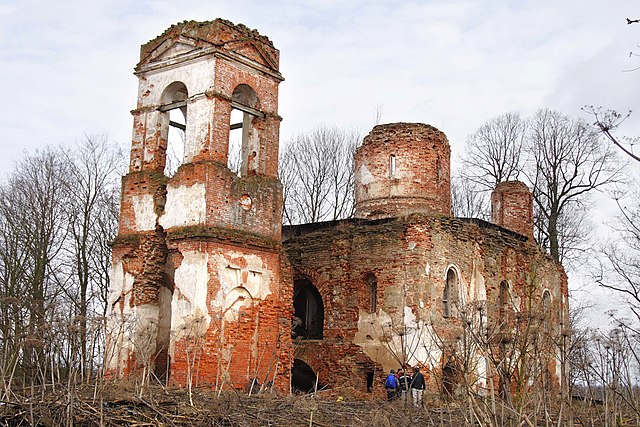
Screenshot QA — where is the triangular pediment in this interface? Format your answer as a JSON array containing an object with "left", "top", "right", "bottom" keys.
[
  {"left": 222, "top": 39, "right": 279, "bottom": 71},
  {"left": 137, "top": 32, "right": 279, "bottom": 74},
  {"left": 139, "top": 35, "right": 207, "bottom": 66}
]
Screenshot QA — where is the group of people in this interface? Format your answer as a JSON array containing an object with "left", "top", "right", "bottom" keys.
[{"left": 384, "top": 366, "right": 425, "bottom": 407}]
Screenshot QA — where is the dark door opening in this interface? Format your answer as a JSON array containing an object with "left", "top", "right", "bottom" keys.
[
  {"left": 293, "top": 279, "right": 324, "bottom": 339},
  {"left": 292, "top": 359, "right": 327, "bottom": 393}
]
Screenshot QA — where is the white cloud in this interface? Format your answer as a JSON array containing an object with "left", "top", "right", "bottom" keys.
[{"left": 1, "top": 1, "right": 639, "bottom": 318}]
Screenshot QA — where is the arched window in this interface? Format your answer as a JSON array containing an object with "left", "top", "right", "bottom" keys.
[
  {"left": 541, "top": 290, "right": 551, "bottom": 331},
  {"left": 541, "top": 290, "right": 551, "bottom": 314},
  {"left": 366, "top": 274, "right": 378, "bottom": 313},
  {"left": 292, "top": 359, "right": 325, "bottom": 393},
  {"left": 229, "top": 84, "right": 263, "bottom": 177},
  {"left": 293, "top": 279, "right": 324, "bottom": 339},
  {"left": 159, "top": 81, "right": 188, "bottom": 177},
  {"left": 499, "top": 281, "right": 511, "bottom": 326},
  {"left": 443, "top": 268, "right": 457, "bottom": 318}
]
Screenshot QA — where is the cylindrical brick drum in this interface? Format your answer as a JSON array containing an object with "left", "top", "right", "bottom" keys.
[{"left": 354, "top": 123, "right": 451, "bottom": 219}]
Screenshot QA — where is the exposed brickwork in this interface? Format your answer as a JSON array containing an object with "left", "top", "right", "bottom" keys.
[
  {"left": 491, "top": 181, "right": 534, "bottom": 240},
  {"left": 107, "top": 19, "right": 291, "bottom": 392},
  {"left": 284, "top": 124, "right": 566, "bottom": 398},
  {"left": 354, "top": 123, "right": 451, "bottom": 219},
  {"left": 283, "top": 214, "right": 567, "bottom": 397},
  {"left": 108, "top": 20, "right": 567, "bottom": 401},
  {"left": 139, "top": 20, "right": 280, "bottom": 73}
]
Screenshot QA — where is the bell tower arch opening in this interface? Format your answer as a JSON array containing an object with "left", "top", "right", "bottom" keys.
[
  {"left": 159, "top": 81, "right": 188, "bottom": 177},
  {"left": 228, "top": 84, "right": 263, "bottom": 177}
]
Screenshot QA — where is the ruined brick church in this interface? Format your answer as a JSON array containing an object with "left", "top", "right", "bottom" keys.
[{"left": 106, "top": 19, "right": 568, "bottom": 396}]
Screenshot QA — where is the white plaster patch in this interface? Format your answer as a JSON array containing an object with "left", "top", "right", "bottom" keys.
[
  {"left": 223, "top": 286, "right": 254, "bottom": 321},
  {"left": 105, "top": 260, "right": 138, "bottom": 372},
  {"left": 210, "top": 251, "right": 273, "bottom": 317},
  {"left": 357, "top": 164, "right": 375, "bottom": 185},
  {"left": 184, "top": 97, "right": 209, "bottom": 162},
  {"left": 171, "top": 251, "right": 211, "bottom": 350},
  {"left": 354, "top": 306, "right": 443, "bottom": 374},
  {"left": 137, "top": 56, "right": 216, "bottom": 165},
  {"left": 425, "top": 263, "right": 431, "bottom": 276},
  {"left": 470, "top": 259, "right": 487, "bottom": 302},
  {"left": 107, "top": 260, "right": 134, "bottom": 311},
  {"left": 159, "top": 182, "right": 206, "bottom": 229},
  {"left": 132, "top": 194, "right": 157, "bottom": 231},
  {"left": 105, "top": 302, "right": 159, "bottom": 374},
  {"left": 402, "top": 306, "right": 442, "bottom": 368},
  {"left": 475, "top": 355, "right": 488, "bottom": 393}
]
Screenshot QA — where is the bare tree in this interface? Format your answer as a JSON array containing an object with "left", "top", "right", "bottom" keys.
[
  {"left": 0, "top": 149, "right": 69, "bottom": 383},
  {"left": 0, "top": 138, "right": 125, "bottom": 390},
  {"left": 597, "top": 189, "right": 640, "bottom": 323},
  {"left": 450, "top": 175, "right": 489, "bottom": 219},
  {"left": 527, "top": 109, "right": 621, "bottom": 264},
  {"left": 61, "top": 135, "right": 124, "bottom": 379},
  {"left": 461, "top": 112, "right": 526, "bottom": 191},
  {"left": 279, "top": 126, "right": 360, "bottom": 225},
  {"left": 462, "top": 109, "right": 620, "bottom": 264},
  {"left": 584, "top": 106, "right": 640, "bottom": 163}
]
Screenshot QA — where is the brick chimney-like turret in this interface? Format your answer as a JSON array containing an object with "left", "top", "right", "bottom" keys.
[{"left": 491, "top": 180, "right": 534, "bottom": 240}]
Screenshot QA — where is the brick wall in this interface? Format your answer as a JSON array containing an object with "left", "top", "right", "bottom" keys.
[
  {"left": 354, "top": 123, "right": 451, "bottom": 219},
  {"left": 491, "top": 181, "right": 534, "bottom": 240},
  {"left": 107, "top": 19, "right": 291, "bottom": 392},
  {"left": 283, "top": 214, "right": 567, "bottom": 396}
]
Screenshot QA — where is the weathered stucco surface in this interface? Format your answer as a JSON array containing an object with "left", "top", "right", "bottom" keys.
[
  {"left": 107, "top": 20, "right": 567, "bottom": 400},
  {"left": 107, "top": 19, "right": 291, "bottom": 391},
  {"left": 159, "top": 183, "right": 206, "bottom": 229}
]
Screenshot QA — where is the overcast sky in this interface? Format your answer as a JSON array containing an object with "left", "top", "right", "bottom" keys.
[{"left": 1, "top": 0, "right": 639, "bottom": 323}]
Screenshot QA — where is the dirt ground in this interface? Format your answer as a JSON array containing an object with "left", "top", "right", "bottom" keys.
[{"left": 0, "top": 384, "right": 631, "bottom": 426}]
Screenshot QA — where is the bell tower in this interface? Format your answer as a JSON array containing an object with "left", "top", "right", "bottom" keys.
[{"left": 107, "top": 20, "right": 291, "bottom": 391}]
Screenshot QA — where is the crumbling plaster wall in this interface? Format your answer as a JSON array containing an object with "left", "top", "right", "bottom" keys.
[
  {"left": 166, "top": 239, "right": 291, "bottom": 389},
  {"left": 283, "top": 214, "right": 566, "bottom": 395},
  {"left": 133, "top": 54, "right": 217, "bottom": 170},
  {"left": 106, "top": 19, "right": 291, "bottom": 391}
]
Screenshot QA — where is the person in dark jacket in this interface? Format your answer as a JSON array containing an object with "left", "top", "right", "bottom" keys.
[
  {"left": 397, "top": 369, "right": 411, "bottom": 402},
  {"left": 410, "top": 366, "right": 425, "bottom": 407},
  {"left": 385, "top": 369, "right": 398, "bottom": 401}
]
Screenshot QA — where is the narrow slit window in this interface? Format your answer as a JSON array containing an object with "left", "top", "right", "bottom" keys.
[
  {"left": 443, "top": 268, "right": 456, "bottom": 318},
  {"left": 367, "top": 274, "right": 378, "bottom": 313},
  {"left": 389, "top": 154, "right": 397, "bottom": 177},
  {"left": 542, "top": 290, "right": 550, "bottom": 314},
  {"left": 499, "top": 281, "right": 511, "bottom": 327},
  {"left": 542, "top": 290, "right": 551, "bottom": 331}
]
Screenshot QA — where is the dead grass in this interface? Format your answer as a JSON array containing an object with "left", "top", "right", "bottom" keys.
[{"left": 0, "top": 383, "right": 634, "bottom": 426}]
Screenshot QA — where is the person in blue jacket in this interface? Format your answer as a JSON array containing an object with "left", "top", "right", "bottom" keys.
[{"left": 385, "top": 369, "right": 398, "bottom": 401}]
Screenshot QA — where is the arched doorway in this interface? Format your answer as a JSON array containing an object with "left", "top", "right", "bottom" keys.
[
  {"left": 292, "top": 359, "right": 326, "bottom": 393},
  {"left": 293, "top": 279, "right": 324, "bottom": 339}
]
